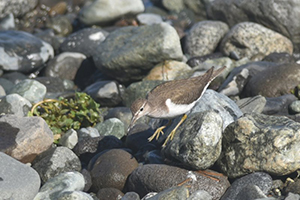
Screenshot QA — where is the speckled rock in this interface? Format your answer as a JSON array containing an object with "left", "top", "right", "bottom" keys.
[
  {"left": 220, "top": 172, "right": 272, "bottom": 200},
  {"left": 0, "top": 152, "right": 40, "bottom": 200},
  {"left": 97, "top": 188, "right": 124, "bottom": 200},
  {"left": 93, "top": 23, "right": 183, "bottom": 83},
  {"left": 45, "top": 15, "right": 72, "bottom": 37},
  {"left": 0, "top": 115, "right": 53, "bottom": 163},
  {"left": 207, "top": 0, "right": 300, "bottom": 52},
  {"left": 0, "top": 94, "right": 32, "bottom": 116},
  {"left": 57, "top": 191, "right": 94, "bottom": 200},
  {"left": 95, "top": 118, "right": 125, "bottom": 139},
  {"left": 184, "top": 21, "right": 229, "bottom": 57},
  {"left": 0, "top": 0, "right": 38, "bottom": 18},
  {"left": 9, "top": 79, "right": 47, "bottom": 103},
  {"left": 187, "top": 190, "right": 213, "bottom": 200},
  {"left": 0, "top": 30, "right": 53, "bottom": 73},
  {"left": 32, "top": 146, "right": 81, "bottom": 184},
  {"left": 79, "top": 0, "right": 144, "bottom": 25},
  {"left": 147, "top": 185, "right": 189, "bottom": 200},
  {"left": 88, "top": 149, "right": 138, "bottom": 192},
  {"left": 33, "top": 172, "right": 85, "bottom": 200},
  {"left": 60, "top": 28, "right": 109, "bottom": 57},
  {"left": 218, "top": 113, "right": 300, "bottom": 178},
  {"left": 220, "top": 22, "right": 293, "bottom": 60},
  {"left": 126, "top": 164, "right": 230, "bottom": 199},
  {"left": 163, "top": 111, "right": 223, "bottom": 170}
]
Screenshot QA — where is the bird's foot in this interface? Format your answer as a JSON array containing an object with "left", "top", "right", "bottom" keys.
[
  {"left": 162, "top": 129, "right": 176, "bottom": 147},
  {"left": 148, "top": 125, "right": 166, "bottom": 142}
]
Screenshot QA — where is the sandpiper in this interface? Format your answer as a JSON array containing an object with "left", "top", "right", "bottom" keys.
[{"left": 129, "top": 66, "right": 226, "bottom": 147}]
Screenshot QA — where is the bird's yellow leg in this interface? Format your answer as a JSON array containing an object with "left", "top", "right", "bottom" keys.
[
  {"left": 148, "top": 120, "right": 172, "bottom": 142},
  {"left": 162, "top": 114, "right": 187, "bottom": 147}
]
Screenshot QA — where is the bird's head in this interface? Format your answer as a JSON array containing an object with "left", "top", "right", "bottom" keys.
[{"left": 128, "top": 98, "right": 150, "bottom": 131}]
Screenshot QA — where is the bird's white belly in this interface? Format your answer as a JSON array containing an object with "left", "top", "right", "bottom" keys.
[{"left": 162, "top": 98, "right": 196, "bottom": 118}]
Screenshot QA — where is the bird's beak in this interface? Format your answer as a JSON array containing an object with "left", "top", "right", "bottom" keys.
[{"left": 127, "top": 114, "right": 139, "bottom": 132}]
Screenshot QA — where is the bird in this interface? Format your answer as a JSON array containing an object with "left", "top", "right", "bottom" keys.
[{"left": 128, "top": 66, "right": 226, "bottom": 147}]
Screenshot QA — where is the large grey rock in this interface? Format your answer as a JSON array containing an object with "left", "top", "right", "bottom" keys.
[
  {"left": 0, "top": 94, "right": 32, "bottom": 116},
  {"left": 184, "top": 20, "right": 229, "bottom": 57},
  {"left": 163, "top": 111, "right": 223, "bottom": 170},
  {"left": 220, "top": 22, "right": 293, "bottom": 59},
  {"left": 34, "top": 172, "right": 85, "bottom": 200},
  {"left": 93, "top": 23, "right": 183, "bottom": 83},
  {"left": 79, "top": 0, "right": 144, "bottom": 25},
  {"left": 32, "top": 146, "right": 81, "bottom": 184},
  {"left": 9, "top": 79, "right": 47, "bottom": 103},
  {"left": 0, "top": 152, "right": 40, "bottom": 200},
  {"left": 218, "top": 113, "right": 300, "bottom": 178},
  {"left": 0, "top": 0, "right": 38, "bottom": 18},
  {"left": 0, "top": 30, "right": 54, "bottom": 73},
  {"left": 207, "top": 0, "right": 300, "bottom": 52},
  {"left": 0, "top": 115, "right": 53, "bottom": 163}
]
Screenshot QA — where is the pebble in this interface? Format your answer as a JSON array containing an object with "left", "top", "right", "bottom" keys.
[
  {"left": 32, "top": 146, "right": 81, "bottom": 184},
  {"left": 0, "top": 93, "right": 32, "bottom": 116},
  {"left": 236, "top": 95, "right": 267, "bottom": 114},
  {"left": 94, "top": 118, "right": 125, "bottom": 139},
  {"left": 33, "top": 172, "right": 85, "bottom": 200},
  {"left": 59, "top": 129, "right": 78, "bottom": 149},
  {"left": 97, "top": 188, "right": 124, "bottom": 200},
  {"left": 0, "top": 152, "right": 40, "bottom": 200}
]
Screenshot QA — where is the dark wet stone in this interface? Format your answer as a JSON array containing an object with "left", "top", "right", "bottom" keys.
[
  {"left": 125, "top": 164, "right": 230, "bottom": 199},
  {"left": 0, "top": 30, "right": 53, "bottom": 73},
  {"left": 285, "top": 179, "right": 300, "bottom": 195},
  {"left": 89, "top": 149, "right": 138, "bottom": 192},
  {"left": 187, "top": 52, "right": 224, "bottom": 68},
  {"left": 220, "top": 172, "right": 272, "bottom": 200},
  {"left": 35, "top": 76, "right": 74, "bottom": 93},
  {"left": 263, "top": 94, "right": 297, "bottom": 115},
  {"left": 263, "top": 52, "right": 296, "bottom": 64},
  {"left": 60, "top": 28, "right": 109, "bottom": 57}
]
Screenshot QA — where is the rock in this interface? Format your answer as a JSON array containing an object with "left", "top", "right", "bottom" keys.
[
  {"left": 59, "top": 129, "right": 78, "bottom": 149},
  {"left": 285, "top": 192, "right": 300, "bottom": 200},
  {"left": 1, "top": 71, "right": 27, "bottom": 84},
  {"left": 0, "top": 115, "right": 53, "bottom": 163},
  {"left": 77, "top": 127, "right": 101, "bottom": 140},
  {"left": 121, "top": 192, "right": 140, "bottom": 200},
  {"left": 184, "top": 0, "right": 209, "bottom": 19},
  {"left": 88, "top": 149, "right": 139, "bottom": 192},
  {"left": 220, "top": 22, "right": 293, "bottom": 59},
  {"left": 45, "top": 15, "right": 72, "bottom": 36},
  {"left": 218, "top": 113, "right": 300, "bottom": 178},
  {"left": 73, "top": 136, "right": 123, "bottom": 168},
  {"left": 60, "top": 28, "right": 109, "bottom": 57},
  {"left": 263, "top": 52, "right": 297, "bottom": 64},
  {"left": 143, "top": 60, "right": 192, "bottom": 81},
  {"left": 32, "top": 146, "right": 81, "bottom": 184},
  {"left": 44, "top": 52, "right": 86, "bottom": 80},
  {"left": 263, "top": 94, "right": 297, "bottom": 116},
  {"left": 126, "top": 164, "right": 230, "bottom": 199},
  {"left": 95, "top": 118, "right": 125, "bottom": 139},
  {"left": 79, "top": 0, "right": 144, "bottom": 25},
  {"left": 285, "top": 179, "right": 300, "bottom": 195},
  {"left": 0, "top": 94, "right": 32, "bottom": 116},
  {"left": 236, "top": 95, "right": 267, "bottom": 114},
  {"left": 289, "top": 100, "right": 300, "bottom": 114},
  {"left": 84, "top": 80, "right": 123, "bottom": 107},
  {"left": 162, "top": 0, "right": 184, "bottom": 12},
  {"left": 207, "top": 0, "right": 300, "bottom": 52},
  {"left": 0, "top": 78, "right": 14, "bottom": 93},
  {"left": 190, "top": 89, "right": 243, "bottom": 130},
  {"left": 184, "top": 21, "right": 229, "bottom": 57},
  {"left": 235, "top": 185, "right": 268, "bottom": 200},
  {"left": 220, "top": 172, "right": 272, "bottom": 200},
  {"left": 0, "top": 0, "right": 38, "bottom": 18},
  {"left": 97, "top": 188, "right": 124, "bottom": 200},
  {"left": 35, "top": 77, "right": 74, "bottom": 96},
  {"left": 104, "top": 107, "right": 132, "bottom": 130},
  {"left": 0, "top": 152, "right": 40, "bottom": 200},
  {"left": 218, "top": 61, "right": 280, "bottom": 96},
  {"left": 187, "top": 53, "right": 225, "bottom": 68},
  {"left": 0, "top": 30, "right": 54, "bottom": 73},
  {"left": 241, "top": 63, "right": 300, "bottom": 98},
  {"left": 57, "top": 191, "right": 94, "bottom": 200},
  {"left": 93, "top": 23, "right": 183, "bottom": 83},
  {"left": 187, "top": 190, "right": 213, "bottom": 200},
  {"left": 0, "top": 13, "right": 15, "bottom": 30},
  {"left": 137, "top": 13, "right": 163, "bottom": 25},
  {"left": 163, "top": 111, "right": 223, "bottom": 170},
  {"left": 33, "top": 172, "right": 85, "bottom": 200},
  {"left": 9, "top": 79, "right": 47, "bottom": 103},
  {"left": 147, "top": 185, "right": 189, "bottom": 200},
  {"left": 122, "top": 80, "right": 163, "bottom": 107},
  {"left": 0, "top": 85, "right": 5, "bottom": 97},
  {"left": 34, "top": 29, "right": 62, "bottom": 53}
]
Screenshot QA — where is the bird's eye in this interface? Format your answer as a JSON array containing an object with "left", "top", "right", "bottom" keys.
[{"left": 140, "top": 107, "right": 144, "bottom": 111}]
